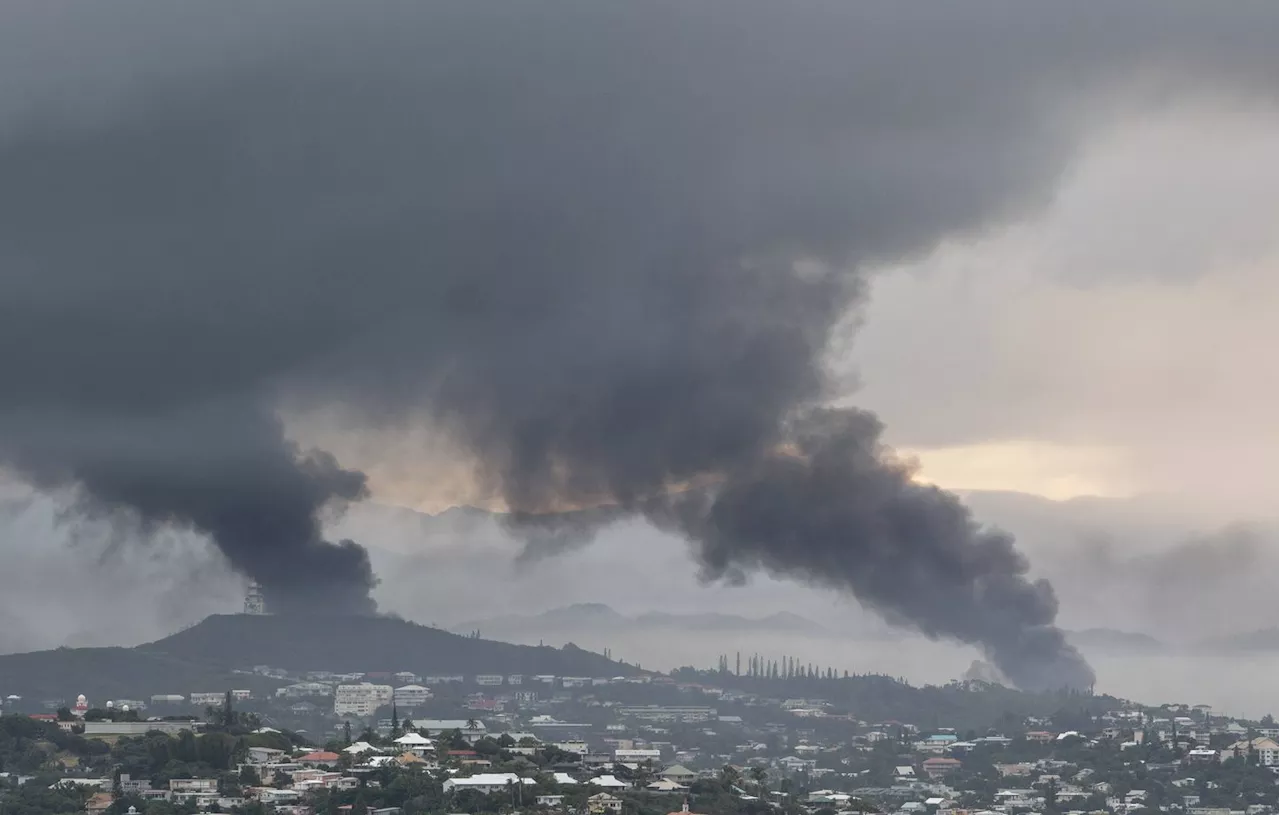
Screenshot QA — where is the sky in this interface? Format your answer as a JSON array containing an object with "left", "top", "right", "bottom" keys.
[
  {"left": 854, "top": 98, "right": 1277, "bottom": 515},
  {"left": 0, "top": 2, "right": 1274, "bottom": 697}
]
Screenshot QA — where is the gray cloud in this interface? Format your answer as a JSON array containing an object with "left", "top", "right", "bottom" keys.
[
  {"left": 0, "top": 2, "right": 1273, "bottom": 685},
  {"left": 0, "top": 489, "right": 242, "bottom": 654}
]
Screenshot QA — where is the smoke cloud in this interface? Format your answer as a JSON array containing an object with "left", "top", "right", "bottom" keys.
[{"left": 0, "top": 2, "right": 1272, "bottom": 686}]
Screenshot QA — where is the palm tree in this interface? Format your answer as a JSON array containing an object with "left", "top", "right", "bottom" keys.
[
  {"left": 635, "top": 759, "right": 656, "bottom": 789},
  {"left": 749, "top": 766, "right": 768, "bottom": 795},
  {"left": 465, "top": 718, "right": 479, "bottom": 731}
]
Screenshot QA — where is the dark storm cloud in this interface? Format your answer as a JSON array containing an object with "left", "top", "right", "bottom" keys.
[{"left": 0, "top": 2, "right": 1272, "bottom": 682}]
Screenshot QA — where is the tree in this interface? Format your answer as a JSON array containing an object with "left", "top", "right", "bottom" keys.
[
  {"left": 1044, "top": 778, "right": 1059, "bottom": 814},
  {"left": 343, "top": 721, "right": 353, "bottom": 746},
  {"left": 719, "top": 764, "right": 741, "bottom": 788}
]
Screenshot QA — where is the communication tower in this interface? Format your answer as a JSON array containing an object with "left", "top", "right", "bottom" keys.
[{"left": 243, "top": 582, "right": 266, "bottom": 615}]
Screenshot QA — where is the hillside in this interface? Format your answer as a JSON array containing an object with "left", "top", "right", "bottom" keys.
[
  {"left": 0, "top": 613, "right": 640, "bottom": 703},
  {"left": 142, "top": 614, "right": 637, "bottom": 676},
  {"left": 1196, "top": 625, "right": 1279, "bottom": 654}
]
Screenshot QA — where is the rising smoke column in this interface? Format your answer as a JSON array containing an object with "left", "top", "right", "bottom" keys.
[
  {"left": 0, "top": 2, "right": 1272, "bottom": 680},
  {"left": 652, "top": 409, "right": 1093, "bottom": 690}
]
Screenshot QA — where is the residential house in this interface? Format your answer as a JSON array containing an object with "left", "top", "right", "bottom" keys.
[
  {"left": 395, "top": 752, "right": 433, "bottom": 769},
  {"left": 248, "top": 747, "right": 287, "bottom": 764},
  {"left": 777, "top": 756, "right": 816, "bottom": 772},
  {"left": 588, "top": 775, "right": 629, "bottom": 789},
  {"left": 922, "top": 757, "right": 963, "bottom": 779},
  {"left": 647, "top": 779, "right": 688, "bottom": 793},
  {"left": 85, "top": 793, "right": 113, "bottom": 815},
  {"left": 587, "top": 793, "right": 623, "bottom": 814},
  {"left": 254, "top": 788, "right": 302, "bottom": 805},
  {"left": 116, "top": 775, "right": 151, "bottom": 795},
  {"left": 169, "top": 778, "right": 219, "bottom": 807},
  {"left": 442, "top": 773, "right": 532, "bottom": 794},
  {"left": 1222, "top": 738, "right": 1279, "bottom": 766},
  {"left": 392, "top": 685, "right": 432, "bottom": 708},
  {"left": 296, "top": 751, "right": 341, "bottom": 768},
  {"left": 660, "top": 765, "right": 697, "bottom": 784},
  {"left": 392, "top": 732, "right": 433, "bottom": 753},
  {"left": 414, "top": 719, "right": 487, "bottom": 743},
  {"left": 996, "top": 763, "right": 1034, "bottom": 777},
  {"left": 169, "top": 779, "right": 217, "bottom": 794},
  {"left": 334, "top": 683, "right": 393, "bottom": 717}
]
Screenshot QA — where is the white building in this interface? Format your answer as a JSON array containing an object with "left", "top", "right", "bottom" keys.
[
  {"left": 277, "top": 682, "right": 333, "bottom": 698},
  {"left": 475, "top": 675, "right": 505, "bottom": 686},
  {"left": 393, "top": 685, "right": 432, "bottom": 707},
  {"left": 1222, "top": 738, "right": 1279, "bottom": 767},
  {"left": 415, "top": 719, "right": 487, "bottom": 742},
  {"left": 334, "top": 683, "right": 393, "bottom": 717},
  {"left": 442, "top": 774, "right": 532, "bottom": 794},
  {"left": 190, "top": 693, "right": 226, "bottom": 708},
  {"left": 150, "top": 694, "right": 185, "bottom": 705},
  {"left": 84, "top": 720, "right": 198, "bottom": 737}
]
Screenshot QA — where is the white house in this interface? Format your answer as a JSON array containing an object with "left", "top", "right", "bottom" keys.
[
  {"left": 393, "top": 685, "right": 432, "bottom": 708},
  {"left": 415, "top": 719, "right": 487, "bottom": 743},
  {"left": 587, "top": 793, "right": 623, "bottom": 813},
  {"left": 334, "top": 683, "right": 393, "bottom": 717},
  {"left": 1222, "top": 738, "right": 1279, "bottom": 766},
  {"left": 189, "top": 693, "right": 226, "bottom": 707},
  {"left": 442, "top": 774, "right": 532, "bottom": 794}
]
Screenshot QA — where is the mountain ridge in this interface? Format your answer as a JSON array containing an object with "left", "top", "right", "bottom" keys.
[
  {"left": 453, "top": 603, "right": 828, "bottom": 638},
  {"left": 0, "top": 613, "right": 640, "bottom": 703}
]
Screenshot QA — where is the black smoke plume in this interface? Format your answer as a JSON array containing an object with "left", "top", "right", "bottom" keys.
[{"left": 0, "top": 2, "right": 1272, "bottom": 684}]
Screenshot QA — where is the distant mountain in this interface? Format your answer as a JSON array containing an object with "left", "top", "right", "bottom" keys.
[
  {"left": 1067, "top": 628, "right": 1166, "bottom": 654},
  {"left": 0, "top": 613, "right": 640, "bottom": 702},
  {"left": 1194, "top": 626, "right": 1278, "bottom": 654},
  {"left": 634, "top": 610, "right": 826, "bottom": 634},
  {"left": 454, "top": 604, "right": 827, "bottom": 640}
]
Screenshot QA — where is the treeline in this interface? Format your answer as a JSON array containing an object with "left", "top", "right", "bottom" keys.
[
  {"left": 670, "top": 666, "right": 1119, "bottom": 733},
  {"left": 712, "top": 651, "right": 862, "bottom": 680},
  {"left": 0, "top": 715, "right": 107, "bottom": 775}
]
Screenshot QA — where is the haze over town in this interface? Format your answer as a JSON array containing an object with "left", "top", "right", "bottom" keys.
[{"left": 0, "top": 0, "right": 1274, "bottom": 724}]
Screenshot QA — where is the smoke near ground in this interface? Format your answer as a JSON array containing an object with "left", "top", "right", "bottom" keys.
[{"left": 0, "top": 2, "right": 1272, "bottom": 686}]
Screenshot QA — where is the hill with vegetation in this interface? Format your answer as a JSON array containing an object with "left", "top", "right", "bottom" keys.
[{"left": 0, "top": 613, "right": 640, "bottom": 703}]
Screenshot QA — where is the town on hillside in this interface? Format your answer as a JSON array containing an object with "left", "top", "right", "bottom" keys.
[{"left": 1, "top": 661, "right": 1275, "bottom": 815}]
